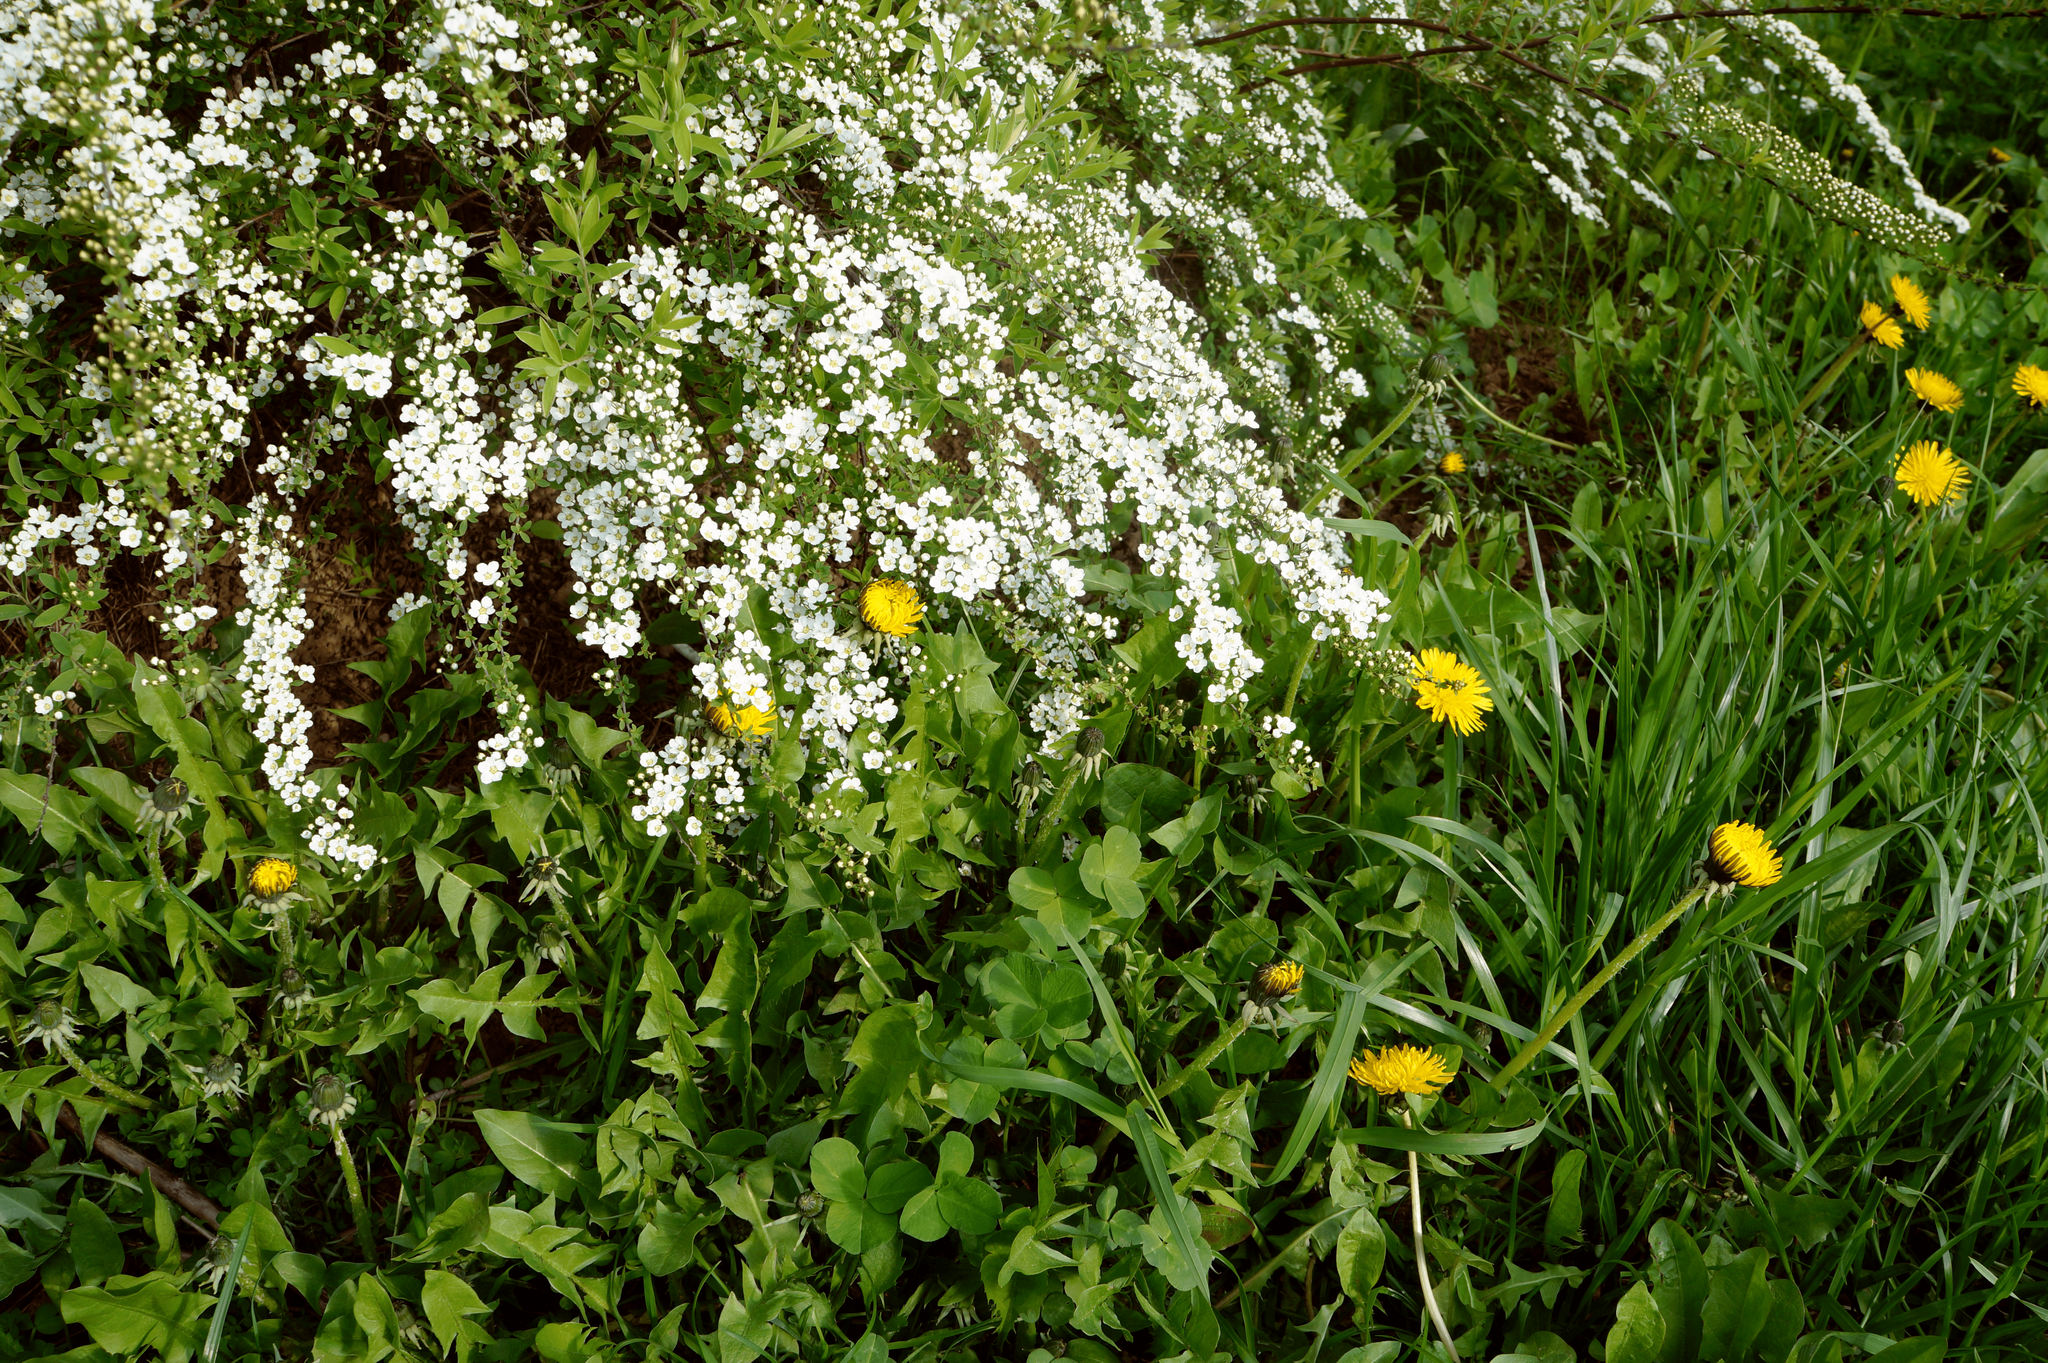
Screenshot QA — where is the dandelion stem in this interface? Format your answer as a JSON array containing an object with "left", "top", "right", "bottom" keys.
[
  {"left": 1794, "top": 333, "right": 1869, "bottom": 417},
  {"left": 1443, "top": 372, "right": 1576, "bottom": 450},
  {"left": 1155, "top": 1014, "right": 1249, "bottom": 1101},
  {"left": 144, "top": 826, "right": 169, "bottom": 893},
  {"left": 1491, "top": 885, "right": 1707, "bottom": 1091},
  {"left": 54, "top": 1038, "right": 156, "bottom": 1111},
  {"left": 1307, "top": 388, "right": 1427, "bottom": 511},
  {"left": 1404, "top": 1111, "right": 1461, "bottom": 1363},
  {"left": 330, "top": 1122, "right": 378, "bottom": 1265},
  {"left": 1024, "top": 764, "right": 1086, "bottom": 865}
]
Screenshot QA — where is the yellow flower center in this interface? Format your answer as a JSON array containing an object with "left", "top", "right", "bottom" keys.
[
  {"left": 860, "top": 578, "right": 925, "bottom": 637},
  {"left": 1893, "top": 440, "right": 1970, "bottom": 508},
  {"left": 1706, "top": 821, "right": 1783, "bottom": 889},
  {"left": 1410, "top": 648, "right": 1493, "bottom": 736},
  {"left": 251, "top": 858, "right": 298, "bottom": 898},
  {"left": 706, "top": 698, "right": 774, "bottom": 739},
  {"left": 1349, "top": 1045, "right": 1455, "bottom": 1096},
  {"left": 1251, "top": 961, "right": 1305, "bottom": 1003}
]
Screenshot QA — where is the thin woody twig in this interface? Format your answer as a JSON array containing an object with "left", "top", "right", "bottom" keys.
[
  {"left": 57, "top": 1103, "right": 224, "bottom": 1230},
  {"left": 1202, "top": 3, "right": 2045, "bottom": 46},
  {"left": 1640, "top": 5, "right": 2048, "bottom": 22}
]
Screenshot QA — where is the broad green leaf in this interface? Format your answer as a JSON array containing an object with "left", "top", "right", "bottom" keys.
[
  {"left": 62, "top": 1277, "right": 214, "bottom": 1363},
  {"left": 473, "top": 1109, "right": 590, "bottom": 1200},
  {"left": 486, "top": 786, "right": 552, "bottom": 859},
  {"left": 1699, "top": 1248, "right": 1769, "bottom": 1363},
  {"left": 1334, "top": 1207, "right": 1385, "bottom": 1302},
  {"left": 1862, "top": 1341, "right": 1946, "bottom": 1363},
  {"left": 864, "top": 1160, "right": 932, "bottom": 1214},
  {"left": 69, "top": 1198, "right": 125, "bottom": 1285},
  {"left": 1649, "top": 1218, "right": 1710, "bottom": 1363},
  {"left": 1099, "top": 764, "right": 1191, "bottom": 830},
  {"left": 837, "top": 1004, "right": 921, "bottom": 1120},
  {"left": 1544, "top": 1148, "right": 1587, "bottom": 1252},
  {"left": 0, "top": 769, "right": 95, "bottom": 852},
  {"left": 808, "top": 1138, "right": 867, "bottom": 1203},
  {"left": 1150, "top": 790, "right": 1222, "bottom": 864},
  {"left": 1606, "top": 1280, "right": 1666, "bottom": 1363},
  {"left": 423, "top": 1270, "right": 489, "bottom": 1360},
  {"left": 898, "top": 1185, "right": 947, "bottom": 1241},
  {"left": 935, "top": 1175, "right": 1002, "bottom": 1234}
]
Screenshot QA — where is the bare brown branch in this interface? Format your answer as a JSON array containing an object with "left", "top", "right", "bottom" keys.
[{"left": 58, "top": 1104, "right": 225, "bottom": 1231}]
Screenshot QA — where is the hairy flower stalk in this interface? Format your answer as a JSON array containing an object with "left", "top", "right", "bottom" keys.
[
  {"left": 1024, "top": 727, "right": 1106, "bottom": 863},
  {"left": 1492, "top": 821, "right": 1783, "bottom": 1090},
  {"left": 1350, "top": 1048, "right": 1458, "bottom": 1360},
  {"left": 309, "top": 1075, "right": 376, "bottom": 1264},
  {"left": 1402, "top": 1115, "right": 1458, "bottom": 1363},
  {"left": 1155, "top": 1016, "right": 1250, "bottom": 1100},
  {"left": 25, "top": 1002, "right": 155, "bottom": 1111}
]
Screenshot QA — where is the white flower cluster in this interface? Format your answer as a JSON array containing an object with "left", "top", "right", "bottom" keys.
[
  {"left": 6, "top": 0, "right": 1423, "bottom": 846},
  {"left": 2, "top": 485, "right": 145, "bottom": 571},
  {"left": 231, "top": 507, "right": 320, "bottom": 812},
  {"left": 299, "top": 343, "right": 395, "bottom": 399},
  {"left": 1496, "top": 17, "right": 1959, "bottom": 245},
  {"left": 417, "top": 0, "right": 526, "bottom": 84},
  {"left": 306, "top": 784, "right": 378, "bottom": 872},
  {"left": 476, "top": 696, "right": 536, "bottom": 787},
  {"left": 32, "top": 687, "right": 73, "bottom": 716},
  {"left": 1736, "top": 15, "right": 1970, "bottom": 237}
]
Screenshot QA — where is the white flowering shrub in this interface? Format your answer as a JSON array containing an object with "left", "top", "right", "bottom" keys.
[{"left": 0, "top": 0, "right": 1962, "bottom": 858}]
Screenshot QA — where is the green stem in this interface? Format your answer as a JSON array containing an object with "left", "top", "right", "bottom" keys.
[
  {"left": 1444, "top": 372, "right": 1576, "bottom": 450},
  {"left": 1307, "top": 388, "right": 1427, "bottom": 510},
  {"left": 1405, "top": 1111, "right": 1461, "bottom": 1363},
  {"left": 55, "top": 1038, "right": 156, "bottom": 1111},
  {"left": 144, "top": 826, "right": 168, "bottom": 893},
  {"left": 331, "top": 1123, "right": 377, "bottom": 1265},
  {"left": 1279, "top": 643, "right": 1314, "bottom": 720},
  {"left": 1491, "top": 885, "right": 1708, "bottom": 1092},
  {"left": 1024, "top": 765, "right": 1086, "bottom": 865},
  {"left": 1794, "top": 332, "right": 1871, "bottom": 418},
  {"left": 1155, "top": 1015, "right": 1249, "bottom": 1101}
]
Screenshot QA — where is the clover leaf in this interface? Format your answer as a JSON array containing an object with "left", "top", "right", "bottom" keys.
[{"left": 899, "top": 1131, "right": 1004, "bottom": 1241}]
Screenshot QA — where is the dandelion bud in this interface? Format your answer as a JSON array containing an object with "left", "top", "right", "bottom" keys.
[{"left": 1072, "top": 726, "right": 1107, "bottom": 780}]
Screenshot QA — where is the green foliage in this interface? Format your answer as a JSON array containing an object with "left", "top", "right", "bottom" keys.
[{"left": 5, "top": 1, "right": 2048, "bottom": 1362}]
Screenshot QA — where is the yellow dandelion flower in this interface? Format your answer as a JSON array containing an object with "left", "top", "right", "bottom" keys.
[
  {"left": 1250, "top": 961, "right": 1304, "bottom": 1005},
  {"left": 1904, "top": 367, "right": 1963, "bottom": 414},
  {"left": 1410, "top": 648, "right": 1493, "bottom": 736},
  {"left": 1348, "top": 1045, "right": 1455, "bottom": 1097},
  {"left": 705, "top": 696, "right": 774, "bottom": 739},
  {"left": 1705, "top": 821, "right": 1784, "bottom": 889},
  {"left": 1889, "top": 275, "right": 1931, "bottom": 331},
  {"left": 1893, "top": 440, "right": 1970, "bottom": 507},
  {"left": 2012, "top": 364, "right": 2048, "bottom": 409},
  {"left": 1989, "top": 146, "right": 2012, "bottom": 164},
  {"left": 1439, "top": 451, "right": 1466, "bottom": 475},
  {"left": 860, "top": 578, "right": 924, "bottom": 637},
  {"left": 250, "top": 857, "right": 298, "bottom": 899},
  {"left": 1859, "top": 301, "right": 1904, "bottom": 351}
]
